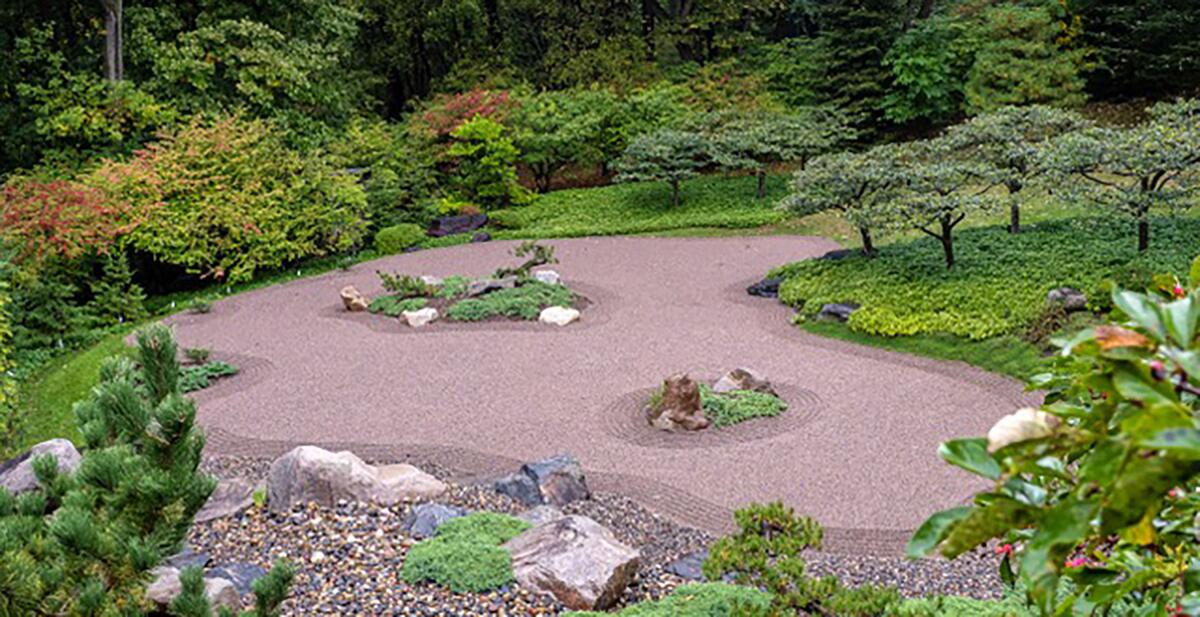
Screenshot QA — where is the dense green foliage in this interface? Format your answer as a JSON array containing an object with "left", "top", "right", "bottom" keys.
[
  {"left": 445, "top": 281, "right": 576, "bottom": 322},
  {"left": 374, "top": 224, "right": 427, "bottom": 255},
  {"left": 566, "top": 583, "right": 773, "bottom": 616},
  {"left": 910, "top": 276, "right": 1200, "bottom": 614},
  {"left": 179, "top": 361, "right": 240, "bottom": 393},
  {"left": 698, "top": 385, "right": 788, "bottom": 428},
  {"left": 774, "top": 217, "right": 1199, "bottom": 340},
  {"left": 445, "top": 116, "right": 532, "bottom": 211},
  {"left": 616, "top": 130, "right": 711, "bottom": 208},
  {"left": 0, "top": 282, "right": 16, "bottom": 458},
  {"left": 368, "top": 296, "right": 428, "bottom": 318},
  {"left": 400, "top": 513, "right": 530, "bottom": 593},
  {"left": 0, "top": 325, "right": 289, "bottom": 614}
]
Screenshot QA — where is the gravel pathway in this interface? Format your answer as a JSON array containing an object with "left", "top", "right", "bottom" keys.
[{"left": 171, "top": 236, "right": 1039, "bottom": 554}]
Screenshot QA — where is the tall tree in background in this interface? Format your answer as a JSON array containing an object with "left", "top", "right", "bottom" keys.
[
  {"left": 1076, "top": 0, "right": 1200, "bottom": 99},
  {"left": 816, "top": 0, "right": 904, "bottom": 135},
  {"left": 100, "top": 0, "right": 122, "bottom": 81}
]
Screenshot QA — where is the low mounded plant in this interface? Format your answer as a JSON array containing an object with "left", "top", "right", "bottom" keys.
[
  {"left": 374, "top": 224, "right": 427, "bottom": 255},
  {"left": 179, "top": 361, "right": 239, "bottom": 393},
  {"left": 400, "top": 513, "right": 530, "bottom": 593},
  {"left": 444, "top": 281, "right": 575, "bottom": 322},
  {"left": 184, "top": 347, "right": 211, "bottom": 364},
  {"left": 565, "top": 583, "right": 773, "bottom": 616},
  {"left": 699, "top": 385, "right": 788, "bottom": 428},
  {"left": 376, "top": 271, "right": 436, "bottom": 298},
  {"left": 368, "top": 296, "right": 428, "bottom": 317}
]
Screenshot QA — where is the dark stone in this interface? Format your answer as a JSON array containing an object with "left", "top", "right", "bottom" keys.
[
  {"left": 165, "top": 547, "right": 210, "bottom": 570},
  {"left": 816, "top": 303, "right": 860, "bottom": 323},
  {"left": 403, "top": 245, "right": 422, "bottom": 253},
  {"left": 428, "top": 214, "right": 489, "bottom": 238},
  {"left": 665, "top": 550, "right": 708, "bottom": 580},
  {"left": 818, "top": 248, "right": 856, "bottom": 261},
  {"left": 521, "top": 454, "right": 592, "bottom": 507},
  {"left": 466, "top": 276, "right": 518, "bottom": 298},
  {"left": 746, "top": 277, "right": 783, "bottom": 298},
  {"left": 471, "top": 232, "right": 492, "bottom": 243},
  {"left": 208, "top": 563, "right": 268, "bottom": 596},
  {"left": 403, "top": 503, "right": 468, "bottom": 539},
  {"left": 495, "top": 472, "right": 544, "bottom": 507}
]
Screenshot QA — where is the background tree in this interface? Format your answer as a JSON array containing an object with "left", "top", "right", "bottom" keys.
[
  {"left": 0, "top": 277, "right": 18, "bottom": 458},
  {"left": 1039, "top": 100, "right": 1200, "bottom": 251},
  {"left": 510, "top": 90, "right": 608, "bottom": 192},
  {"left": 814, "top": 0, "right": 904, "bottom": 134},
  {"left": 444, "top": 116, "right": 533, "bottom": 210},
  {"left": 0, "top": 325, "right": 292, "bottom": 614},
  {"left": 100, "top": 0, "right": 123, "bottom": 81},
  {"left": 944, "top": 105, "right": 1088, "bottom": 233},
  {"left": 1076, "top": 0, "right": 1200, "bottom": 99},
  {"left": 882, "top": 14, "right": 975, "bottom": 125},
  {"left": 708, "top": 109, "right": 851, "bottom": 198},
  {"left": 779, "top": 144, "right": 906, "bottom": 257},
  {"left": 964, "top": 3, "right": 1088, "bottom": 114},
  {"left": 615, "top": 129, "right": 711, "bottom": 208}
]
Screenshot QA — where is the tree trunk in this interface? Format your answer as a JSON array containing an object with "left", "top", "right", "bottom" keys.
[
  {"left": 642, "top": 0, "right": 657, "bottom": 60},
  {"left": 1009, "top": 202, "right": 1020, "bottom": 234},
  {"left": 102, "top": 0, "right": 123, "bottom": 81},
  {"left": 756, "top": 170, "right": 766, "bottom": 199},
  {"left": 859, "top": 226, "right": 875, "bottom": 258},
  {"left": 940, "top": 216, "right": 955, "bottom": 269},
  {"left": 1138, "top": 218, "right": 1149, "bottom": 252},
  {"left": 670, "top": 179, "right": 680, "bottom": 208}
]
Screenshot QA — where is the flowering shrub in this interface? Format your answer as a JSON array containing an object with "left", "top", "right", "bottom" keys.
[
  {"left": 0, "top": 177, "right": 134, "bottom": 267},
  {"left": 88, "top": 115, "right": 367, "bottom": 283},
  {"left": 908, "top": 266, "right": 1200, "bottom": 614},
  {"left": 416, "top": 89, "right": 517, "bottom": 139}
]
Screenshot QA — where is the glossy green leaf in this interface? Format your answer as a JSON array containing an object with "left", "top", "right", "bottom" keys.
[
  {"left": 939, "top": 438, "right": 1002, "bottom": 480},
  {"left": 906, "top": 506, "right": 971, "bottom": 558},
  {"left": 1137, "top": 428, "right": 1200, "bottom": 460},
  {"left": 1161, "top": 295, "right": 1200, "bottom": 347},
  {"left": 1113, "top": 290, "right": 1165, "bottom": 341},
  {"left": 1112, "top": 365, "right": 1175, "bottom": 407}
]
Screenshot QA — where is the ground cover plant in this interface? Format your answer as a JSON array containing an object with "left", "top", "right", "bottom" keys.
[
  {"left": 179, "top": 360, "right": 239, "bottom": 393},
  {"left": 772, "top": 217, "right": 1200, "bottom": 341},
  {"left": 565, "top": 583, "right": 773, "bottom": 616},
  {"left": 400, "top": 513, "right": 530, "bottom": 593},
  {"left": 909, "top": 271, "right": 1200, "bottom": 614}
]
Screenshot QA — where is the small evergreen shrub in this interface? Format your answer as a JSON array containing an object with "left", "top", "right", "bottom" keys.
[
  {"left": 435, "top": 276, "right": 471, "bottom": 299},
  {"left": 188, "top": 298, "right": 214, "bottom": 314},
  {"left": 184, "top": 347, "right": 211, "bottom": 364},
  {"left": 180, "top": 361, "right": 239, "bottom": 392},
  {"left": 826, "top": 584, "right": 903, "bottom": 616},
  {"left": 401, "top": 513, "right": 530, "bottom": 593},
  {"left": 565, "top": 583, "right": 773, "bottom": 616},
  {"left": 374, "top": 224, "right": 427, "bottom": 255},
  {"left": 376, "top": 271, "right": 436, "bottom": 298},
  {"left": 445, "top": 281, "right": 574, "bottom": 322},
  {"left": 698, "top": 385, "right": 788, "bottom": 428},
  {"left": 368, "top": 295, "right": 428, "bottom": 317}
]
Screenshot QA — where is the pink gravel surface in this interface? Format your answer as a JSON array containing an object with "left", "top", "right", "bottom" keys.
[{"left": 169, "top": 236, "right": 1038, "bottom": 552}]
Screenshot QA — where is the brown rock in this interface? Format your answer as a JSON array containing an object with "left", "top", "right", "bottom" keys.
[
  {"left": 340, "top": 286, "right": 369, "bottom": 311},
  {"left": 504, "top": 515, "right": 640, "bottom": 610},
  {"left": 647, "top": 374, "right": 709, "bottom": 431}
]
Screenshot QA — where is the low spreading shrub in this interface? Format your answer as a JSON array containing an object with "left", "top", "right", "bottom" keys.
[
  {"left": 179, "top": 361, "right": 239, "bottom": 392},
  {"left": 565, "top": 583, "right": 773, "bottom": 616},
  {"left": 773, "top": 217, "right": 1199, "bottom": 340},
  {"left": 699, "top": 385, "right": 788, "bottom": 428},
  {"left": 374, "top": 224, "right": 427, "bottom": 255},
  {"left": 445, "top": 281, "right": 574, "bottom": 322},
  {"left": 368, "top": 296, "right": 428, "bottom": 317},
  {"left": 400, "top": 513, "right": 530, "bottom": 593},
  {"left": 376, "top": 272, "right": 436, "bottom": 299}
]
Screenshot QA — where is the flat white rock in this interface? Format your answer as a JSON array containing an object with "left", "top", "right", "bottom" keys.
[
  {"left": 533, "top": 270, "right": 561, "bottom": 285},
  {"left": 403, "top": 307, "right": 439, "bottom": 328},
  {"left": 539, "top": 306, "right": 580, "bottom": 326}
]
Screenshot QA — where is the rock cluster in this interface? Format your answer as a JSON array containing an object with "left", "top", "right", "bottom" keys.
[
  {"left": 712, "top": 367, "right": 776, "bottom": 396},
  {"left": 1046, "top": 287, "right": 1088, "bottom": 312},
  {"left": 646, "top": 374, "right": 710, "bottom": 431},
  {"left": 494, "top": 454, "right": 592, "bottom": 507}
]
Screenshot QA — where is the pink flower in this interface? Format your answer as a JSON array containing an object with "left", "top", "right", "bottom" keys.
[
  {"left": 1064, "top": 557, "right": 1087, "bottom": 568},
  {"left": 1174, "top": 284, "right": 1186, "bottom": 299},
  {"left": 995, "top": 544, "right": 1014, "bottom": 557},
  {"left": 1169, "top": 488, "right": 1183, "bottom": 499}
]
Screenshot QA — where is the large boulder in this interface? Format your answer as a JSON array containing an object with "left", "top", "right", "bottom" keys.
[
  {"left": 0, "top": 439, "right": 81, "bottom": 495},
  {"left": 402, "top": 503, "right": 468, "bottom": 539},
  {"left": 746, "top": 277, "right": 783, "bottom": 298},
  {"left": 146, "top": 567, "right": 240, "bottom": 612},
  {"left": 504, "top": 515, "right": 640, "bottom": 611},
  {"left": 1047, "top": 287, "right": 1088, "bottom": 312},
  {"left": 428, "top": 213, "right": 488, "bottom": 237},
  {"left": 816, "top": 302, "right": 860, "bottom": 323},
  {"left": 647, "top": 374, "right": 709, "bottom": 432},
  {"left": 267, "top": 446, "right": 446, "bottom": 512},
  {"left": 494, "top": 454, "right": 591, "bottom": 507},
  {"left": 195, "top": 478, "right": 258, "bottom": 523},
  {"left": 539, "top": 306, "right": 580, "bottom": 327},
  {"left": 340, "top": 286, "right": 369, "bottom": 312},
  {"left": 471, "top": 232, "right": 492, "bottom": 243},
  {"left": 712, "top": 367, "right": 776, "bottom": 396}
]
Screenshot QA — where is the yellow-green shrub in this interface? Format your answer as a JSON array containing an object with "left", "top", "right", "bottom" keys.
[{"left": 374, "top": 224, "right": 426, "bottom": 255}]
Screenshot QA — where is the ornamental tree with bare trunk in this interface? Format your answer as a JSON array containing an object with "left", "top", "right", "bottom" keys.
[
  {"left": 100, "top": 0, "right": 123, "bottom": 81},
  {"left": 615, "top": 129, "right": 710, "bottom": 208},
  {"left": 1038, "top": 99, "right": 1200, "bottom": 252}
]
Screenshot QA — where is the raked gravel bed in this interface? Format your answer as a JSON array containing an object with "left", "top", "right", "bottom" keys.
[{"left": 189, "top": 456, "right": 1005, "bottom": 615}]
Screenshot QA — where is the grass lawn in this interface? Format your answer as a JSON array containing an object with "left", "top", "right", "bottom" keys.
[{"left": 15, "top": 331, "right": 133, "bottom": 450}]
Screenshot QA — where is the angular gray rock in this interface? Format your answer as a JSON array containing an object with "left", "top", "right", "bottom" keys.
[
  {"left": 195, "top": 478, "right": 258, "bottom": 523},
  {"left": 494, "top": 472, "right": 543, "bottom": 507},
  {"left": 533, "top": 270, "right": 561, "bottom": 285},
  {"left": 664, "top": 550, "right": 708, "bottom": 580},
  {"left": 267, "top": 446, "right": 446, "bottom": 512},
  {"left": 816, "top": 302, "right": 860, "bottom": 323},
  {"left": 0, "top": 439, "right": 81, "bottom": 494},
  {"left": 208, "top": 563, "right": 268, "bottom": 596},
  {"left": 403, "top": 503, "right": 468, "bottom": 539},
  {"left": 504, "top": 515, "right": 640, "bottom": 610},
  {"left": 712, "top": 367, "right": 776, "bottom": 396},
  {"left": 521, "top": 454, "right": 591, "bottom": 507},
  {"left": 1046, "top": 287, "right": 1088, "bottom": 312},
  {"left": 146, "top": 567, "right": 240, "bottom": 612},
  {"left": 466, "top": 276, "right": 518, "bottom": 297},
  {"left": 165, "top": 547, "right": 211, "bottom": 570},
  {"left": 746, "top": 277, "right": 782, "bottom": 298}
]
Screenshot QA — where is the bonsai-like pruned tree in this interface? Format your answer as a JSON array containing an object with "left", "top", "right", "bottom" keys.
[
  {"left": 779, "top": 143, "right": 906, "bottom": 258},
  {"left": 1038, "top": 99, "right": 1200, "bottom": 251},
  {"left": 886, "top": 140, "right": 995, "bottom": 269},
  {"left": 708, "top": 109, "right": 852, "bottom": 199},
  {"left": 943, "top": 105, "right": 1088, "bottom": 233},
  {"left": 0, "top": 324, "right": 292, "bottom": 615},
  {"left": 615, "top": 129, "right": 711, "bottom": 208}
]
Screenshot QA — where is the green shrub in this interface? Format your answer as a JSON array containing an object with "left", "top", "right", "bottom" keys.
[
  {"left": 445, "top": 281, "right": 575, "bottom": 322},
  {"left": 773, "top": 217, "right": 1199, "bottom": 340},
  {"left": 367, "top": 296, "right": 428, "bottom": 317},
  {"left": 376, "top": 272, "right": 436, "bottom": 298},
  {"left": 698, "top": 385, "right": 788, "bottom": 428},
  {"left": 826, "top": 584, "right": 903, "bottom": 617},
  {"left": 0, "top": 280, "right": 18, "bottom": 458},
  {"left": 436, "top": 276, "right": 470, "bottom": 299},
  {"left": 400, "top": 513, "right": 530, "bottom": 593},
  {"left": 444, "top": 116, "right": 532, "bottom": 210},
  {"left": 374, "top": 224, "right": 427, "bottom": 255},
  {"left": 566, "top": 583, "right": 773, "bottom": 616},
  {"left": 179, "top": 361, "right": 239, "bottom": 392}
]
